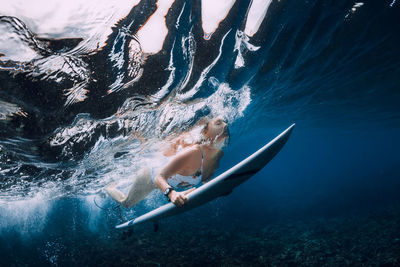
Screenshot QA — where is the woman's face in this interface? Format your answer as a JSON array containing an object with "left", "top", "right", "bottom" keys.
[{"left": 204, "top": 117, "right": 228, "bottom": 142}]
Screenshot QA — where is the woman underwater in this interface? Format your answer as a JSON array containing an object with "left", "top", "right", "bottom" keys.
[{"left": 106, "top": 117, "right": 229, "bottom": 207}]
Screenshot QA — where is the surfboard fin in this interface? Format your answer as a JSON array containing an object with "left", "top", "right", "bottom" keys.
[
  {"left": 121, "top": 228, "right": 134, "bottom": 240},
  {"left": 154, "top": 221, "right": 159, "bottom": 232}
]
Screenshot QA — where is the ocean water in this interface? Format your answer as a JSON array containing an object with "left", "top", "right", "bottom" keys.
[{"left": 1, "top": 0, "right": 399, "bottom": 266}]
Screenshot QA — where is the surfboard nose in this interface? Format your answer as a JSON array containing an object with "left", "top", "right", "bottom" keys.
[{"left": 287, "top": 123, "right": 295, "bottom": 133}]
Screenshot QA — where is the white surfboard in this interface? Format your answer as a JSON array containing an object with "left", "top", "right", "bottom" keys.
[{"left": 116, "top": 123, "right": 295, "bottom": 229}]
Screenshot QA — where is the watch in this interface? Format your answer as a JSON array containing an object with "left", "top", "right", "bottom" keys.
[{"left": 163, "top": 187, "right": 173, "bottom": 198}]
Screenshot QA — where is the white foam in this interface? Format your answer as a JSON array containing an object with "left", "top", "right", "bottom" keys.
[
  {"left": 352, "top": 2, "right": 364, "bottom": 11},
  {"left": 1, "top": 0, "right": 140, "bottom": 52},
  {"left": 0, "top": 193, "right": 52, "bottom": 236},
  {"left": 136, "top": 0, "right": 175, "bottom": 54},
  {"left": 201, "top": 0, "right": 236, "bottom": 40},
  {"left": 159, "top": 77, "right": 251, "bottom": 135},
  {"left": 244, "top": 0, "right": 273, "bottom": 37},
  {"left": 234, "top": 30, "right": 260, "bottom": 69},
  {"left": 345, "top": 2, "right": 364, "bottom": 18},
  {"left": 205, "top": 80, "right": 252, "bottom": 123}
]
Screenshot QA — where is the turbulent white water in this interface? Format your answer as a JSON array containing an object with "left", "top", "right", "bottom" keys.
[{"left": 0, "top": 0, "right": 262, "bottom": 204}]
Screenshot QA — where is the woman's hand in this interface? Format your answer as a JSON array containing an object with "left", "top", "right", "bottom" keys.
[{"left": 168, "top": 188, "right": 196, "bottom": 207}]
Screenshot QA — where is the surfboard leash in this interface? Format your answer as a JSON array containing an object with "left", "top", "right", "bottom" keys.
[{"left": 93, "top": 195, "right": 121, "bottom": 211}]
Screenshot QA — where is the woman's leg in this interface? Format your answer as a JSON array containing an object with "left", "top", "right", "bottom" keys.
[{"left": 105, "top": 168, "right": 156, "bottom": 208}]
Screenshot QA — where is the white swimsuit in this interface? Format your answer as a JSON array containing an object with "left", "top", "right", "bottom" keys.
[{"left": 151, "top": 146, "right": 204, "bottom": 189}]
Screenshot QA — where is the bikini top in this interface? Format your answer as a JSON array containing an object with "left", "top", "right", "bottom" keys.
[{"left": 167, "top": 145, "right": 204, "bottom": 189}]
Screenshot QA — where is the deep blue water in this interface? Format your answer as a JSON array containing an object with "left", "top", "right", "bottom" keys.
[{"left": 1, "top": 0, "right": 400, "bottom": 266}]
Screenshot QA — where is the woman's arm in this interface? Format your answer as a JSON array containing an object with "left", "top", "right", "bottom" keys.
[{"left": 154, "top": 146, "right": 200, "bottom": 206}]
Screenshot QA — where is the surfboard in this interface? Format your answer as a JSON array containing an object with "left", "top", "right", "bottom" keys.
[{"left": 116, "top": 123, "right": 295, "bottom": 229}]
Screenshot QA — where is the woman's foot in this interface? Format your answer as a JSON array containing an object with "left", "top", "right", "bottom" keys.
[{"left": 104, "top": 182, "right": 127, "bottom": 205}]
